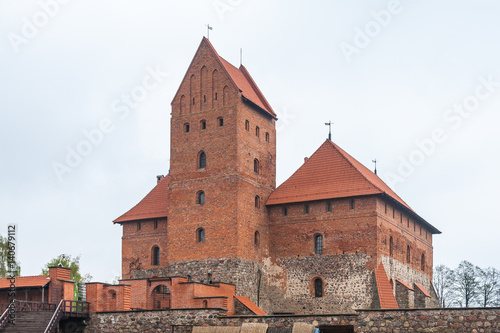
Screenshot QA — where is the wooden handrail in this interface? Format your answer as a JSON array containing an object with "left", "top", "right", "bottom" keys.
[
  {"left": 44, "top": 299, "right": 64, "bottom": 333},
  {"left": 0, "top": 303, "right": 12, "bottom": 329}
]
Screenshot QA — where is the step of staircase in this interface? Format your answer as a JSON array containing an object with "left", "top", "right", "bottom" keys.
[{"left": 1, "top": 311, "right": 55, "bottom": 333}]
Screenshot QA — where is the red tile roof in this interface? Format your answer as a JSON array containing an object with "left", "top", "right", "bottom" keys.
[
  {"left": 172, "top": 37, "right": 276, "bottom": 119},
  {"left": 266, "top": 140, "right": 440, "bottom": 234},
  {"left": 374, "top": 263, "right": 399, "bottom": 309},
  {"left": 234, "top": 295, "right": 267, "bottom": 315},
  {"left": 414, "top": 283, "right": 431, "bottom": 298},
  {"left": 114, "top": 176, "right": 170, "bottom": 223},
  {"left": 0, "top": 276, "right": 50, "bottom": 289},
  {"left": 396, "top": 279, "right": 414, "bottom": 291}
]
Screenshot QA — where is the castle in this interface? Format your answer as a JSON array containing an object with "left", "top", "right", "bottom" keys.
[{"left": 89, "top": 37, "right": 441, "bottom": 315}]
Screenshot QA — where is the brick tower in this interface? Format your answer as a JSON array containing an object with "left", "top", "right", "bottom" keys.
[{"left": 115, "top": 38, "right": 277, "bottom": 308}]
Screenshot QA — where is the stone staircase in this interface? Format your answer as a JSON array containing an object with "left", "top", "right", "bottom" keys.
[{"left": 1, "top": 310, "right": 55, "bottom": 333}]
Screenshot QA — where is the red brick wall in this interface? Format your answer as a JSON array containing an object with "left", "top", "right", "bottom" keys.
[{"left": 122, "top": 217, "right": 168, "bottom": 279}]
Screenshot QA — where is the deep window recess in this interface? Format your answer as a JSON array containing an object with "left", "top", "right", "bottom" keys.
[
  {"left": 200, "top": 120, "right": 206, "bottom": 130},
  {"left": 184, "top": 123, "right": 190, "bottom": 133},
  {"left": 199, "top": 152, "right": 206, "bottom": 169},
  {"left": 315, "top": 234, "right": 323, "bottom": 254},
  {"left": 282, "top": 206, "right": 288, "bottom": 216},
  {"left": 254, "top": 231, "right": 260, "bottom": 247},
  {"left": 197, "top": 191, "right": 205, "bottom": 205},
  {"left": 218, "top": 117, "right": 224, "bottom": 127},
  {"left": 152, "top": 246, "right": 160, "bottom": 265},
  {"left": 256, "top": 126, "right": 260, "bottom": 137},
  {"left": 314, "top": 278, "right": 323, "bottom": 297},
  {"left": 197, "top": 228, "right": 205, "bottom": 243},
  {"left": 245, "top": 120, "right": 250, "bottom": 131},
  {"left": 255, "top": 195, "right": 261, "bottom": 208},
  {"left": 326, "top": 201, "right": 332, "bottom": 212},
  {"left": 265, "top": 132, "right": 270, "bottom": 143},
  {"left": 254, "top": 159, "right": 260, "bottom": 174},
  {"left": 304, "top": 204, "right": 310, "bottom": 214}
]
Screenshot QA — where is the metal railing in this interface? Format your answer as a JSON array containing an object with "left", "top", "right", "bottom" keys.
[{"left": 0, "top": 304, "right": 11, "bottom": 329}]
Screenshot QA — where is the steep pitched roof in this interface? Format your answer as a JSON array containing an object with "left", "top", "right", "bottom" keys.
[
  {"left": 114, "top": 176, "right": 170, "bottom": 223},
  {"left": 374, "top": 263, "right": 399, "bottom": 309},
  {"left": 414, "top": 283, "right": 431, "bottom": 298},
  {"left": 0, "top": 276, "right": 50, "bottom": 289},
  {"left": 172, "top": 37, "right": 276, "bottom": 119},
  {"left": 234, "top": 295, "right": 267, "bottom": 315},
  {"left": 266, "top": 139, "right": 440, "bottom": 234}
]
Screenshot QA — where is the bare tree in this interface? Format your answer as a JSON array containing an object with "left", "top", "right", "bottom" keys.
[
  {"left": 453, "top": 261, "right": 479, "bottom": 307},
  {"left": 434, "top": 264, "right": 455, "bottom": 307},
  {"left": 477, "top": 267, "right": 500, "bottom": 307}
]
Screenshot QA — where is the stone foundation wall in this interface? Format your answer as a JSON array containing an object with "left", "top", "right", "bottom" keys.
[
  {"left": 263, "top": 254, "right": 375, "bottom": 314},
  {"left": 85, "top": 307, "right": 500, "bottom": 333}
]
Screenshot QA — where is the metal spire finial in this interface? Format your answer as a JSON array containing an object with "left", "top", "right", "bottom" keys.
[
  {"left": 325, "top": 121, "right": 333, "bottom": 141},
  {"left": 372, "top": 159, "right": 378, "bottom": 175},
  {"left": 206, "top": 24, "right": 213, "bottom": 39}
]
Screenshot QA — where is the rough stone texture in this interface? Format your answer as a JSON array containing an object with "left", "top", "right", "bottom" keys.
[
  {"left": 264, "top": 254, "right": 375, "bottom": 314},
  {"left": 86, "top": 308, "right": 500, "bottom": 333}
]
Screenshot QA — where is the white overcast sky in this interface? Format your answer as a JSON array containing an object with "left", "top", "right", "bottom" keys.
[{"left": 1, "top": 0, "right": 499, "bottom": 282}]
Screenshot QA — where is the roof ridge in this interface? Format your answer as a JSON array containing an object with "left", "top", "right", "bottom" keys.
[
  {"left": 326, "top": 140, "right": 382, "bottom": 195},
  {"left": 239, "top": 65, "right": 276, "bottom": 117}
]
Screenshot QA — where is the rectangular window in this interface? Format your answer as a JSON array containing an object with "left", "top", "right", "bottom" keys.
[
  {"left": 326, "top": 201, "right": 332, "bottom": 212},
  {"left": 350, "top": 199, "right": 355, "bottom": 210},
  {"left": 218, "top": 117, "right": 224, "bottom": 127},
  {"left": 282, "top": 206, "right": 288, "bottom": 216},
  {"left": 137, "top": 222, "right": 141, "bottom": 231},
  {"left": 304, "top": 204, "right": 309, "bottom": 214},
  {"left": 154, "top": 220, "right": 158, "bottom": 230}
]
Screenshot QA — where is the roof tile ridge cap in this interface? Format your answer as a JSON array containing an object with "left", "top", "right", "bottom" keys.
[
  {"left": 113, "top": 176, "right": 170, "bottom": 223},
  {"left": 327, "top": 140, "right": 383, "bottom": 194},
  {"left": 239, "top": 64, "right": 276, "bottom": 117},
  {"left": 12, "top": 275, "right": 51, "bottom": 279},
  {"left": 328, "top": 140, "right": 412, "bottom": 209},
  {"left": 266, "top": 141, "right": 330, "bottom": 204}
]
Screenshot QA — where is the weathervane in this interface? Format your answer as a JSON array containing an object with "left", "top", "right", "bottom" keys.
[
  {"left": 206, "top": 24, "right": 213, "bottom": 40},
  {"left": 325, "top": 121, "right": 333, "bottom": 141},
  {"left": 372, "top": 159, "right": 377, "bottom": 175}
]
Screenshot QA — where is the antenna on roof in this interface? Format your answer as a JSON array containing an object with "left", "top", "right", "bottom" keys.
[
  {"left": 325, "top": 121, "right": 333, "bottom": 141},
  {"left": 206, "top": 24, "right": 213, "bottom": 40},
  {"left": 240, "top": 48, "right": 243, "bottom": 66},
  {"left": 372, "top": 159, "right": 378, "bottom": 175}
]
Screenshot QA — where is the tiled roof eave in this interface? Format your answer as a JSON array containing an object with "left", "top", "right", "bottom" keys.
[
  {"left": 242, "top": 96, "right": 277, "bottom": 120},
  {"left": 114, "top": 212, "right": 169, "bottom": 224}
]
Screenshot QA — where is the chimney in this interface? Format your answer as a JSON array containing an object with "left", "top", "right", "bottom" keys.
[
  {"left": 156, "top": 175, "right": 164, "bottom": 184},
  {"left": 304, "top": 157, "right": 309, "bottom": 163}
]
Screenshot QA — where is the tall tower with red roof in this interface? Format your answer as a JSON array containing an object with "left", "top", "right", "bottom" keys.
[{"left": 113, "top": 38, "right": 440, "bottom": 314}]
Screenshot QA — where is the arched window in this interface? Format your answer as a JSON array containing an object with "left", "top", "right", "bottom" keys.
[
  {"left": 314, "top": 278, "right": 323, "bottom": 297},
  {"left": 254, "top": 159, "right": 260, "bottom": 174},
  {"left": 245, "top": 120, "right": 250, "bottom": 131},
  {"left": 265, "top": 132, "right": 270, "bottom": 143},
  {"left": 421, "top": 253, "right": 425, "bottom": 271},
  {"left": 406, "top": 245, "right": 411, "bottom": 263},
  {"left": 314, "top": 234, "right": 323, "bottom": 254},
  {"left": 198, "top": 151, "right": 206, "bottom": 169},
  {"left": 197, "top": 228, "right": 205, "bottom": 243},
  {"left": 389, "top": 236, "right": 393, "bottom": 256},
  {"left": 254, "top": 231, "right": 260, "bottom": 247},
  {"left": 152, "top": 246, "right": 160, "bottom": 266},
  {"left": 197, "top": 191, "right": 205, "bottom": 205},
  {"left": 255, "top": 195, "right": 261, "bottom": 208},
  {"left": 180, "top": 95, "right": 186, "bottom": 114},
  {"left": 200, "top": 120, "right": 206, "bottom": 130},
  {"left": 255, "top": 126, "right": 260, "bottom": 137}
]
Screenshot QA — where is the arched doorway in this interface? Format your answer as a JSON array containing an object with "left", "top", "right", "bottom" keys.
[{"left": 151, "top": 285, "right": 170, "bottom": 310}]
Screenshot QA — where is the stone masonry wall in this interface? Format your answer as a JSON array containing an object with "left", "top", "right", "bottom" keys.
[
  {"left": 263, "top": 254, "right": 376, "bottom": 315},
  {"left": 85, "top": 307, "right": 500, "bottom": 333}
]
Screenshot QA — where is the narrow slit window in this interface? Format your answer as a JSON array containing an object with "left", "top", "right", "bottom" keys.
[
  {"left": 282, "top": 206, "right": 288, "bottom": 216},
  {"left": 304, "top": 204, "right": 310, "bottom": 214},
  {"left": 245, "top": 120, "right": 250, "bottom": 131},
  {"left": 314, "top": 278, "right": 323, "bottom": 297},
  {"left": 326, "top": 201, "right": 332, "bottom": 212},
  {"left": 255, "top": 195, "right": 261, "bottom": 208},
  {"left": 200, "top": 120, "right": 206, "bottom": 130},
  {"left": 255, "top": 126, "right": 260, "bottom": 137},
  {"left": 184, "top": 123, "right": 190, "bottom": 133},
  {"left": 314, "top": 234, "right": 323, "bottom": 254},
  {"left": 197, "top": 191, "right": 205, "bottom": 205},
  {"left": 199, "top": 152, "right": 207, "bottom": 169},
  {"left": 197, "top": 228, "right": 205, "bottom": 243},
  {"left": 265, "top": 132, "right": 270, "bottom": 143},
  {"left": 350, "top": 199, "right": 355, "bottom": 210},
  {"left": 254, "top": 159, "right": 260, "bottom": 174},
  {"left": 218, "top": 117, "right": 224, "bottom": 127},
  {"left": 152, "top": 246, "right": 160, "bottom": 266}
]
